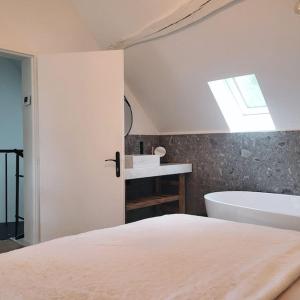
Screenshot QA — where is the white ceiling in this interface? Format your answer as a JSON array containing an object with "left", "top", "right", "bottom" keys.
[
  {"left": 71, "top": 0, "right": 300, "bottom": 134},
  {"left": 71, "top": 0, "right": 185, "bottom": 48}
]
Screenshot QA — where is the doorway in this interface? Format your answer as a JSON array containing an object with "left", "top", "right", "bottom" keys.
[
  {"left": 0, "top": 49, "right": 38, "bottom": 245},
  {"left": 0, "top": 49, "right": 124, "bottom": 245},
  {"left": 0, "top": 55, "right": 24, "bottom": 240}
]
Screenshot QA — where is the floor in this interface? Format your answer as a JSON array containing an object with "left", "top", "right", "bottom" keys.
[
  {"left": 0, "top": 222, "right": 24, "bottom": 240},
  {"left": 0, "top": 240, "right": 23, "bottom": 254},
  {"left": 0, "top": 222, "right": 25, "bottom": 254}
]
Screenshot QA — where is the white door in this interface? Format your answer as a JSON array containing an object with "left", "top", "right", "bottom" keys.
[{"left": 37, "top": 51, "right": 124, "bottom": 242}]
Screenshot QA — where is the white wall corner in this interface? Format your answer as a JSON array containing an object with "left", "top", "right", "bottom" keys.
[{"left": 125, "top": 83, "right": 159, "bottom": 135}]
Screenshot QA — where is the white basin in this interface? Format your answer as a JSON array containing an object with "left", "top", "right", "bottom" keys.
[{"left": 125, "top": 155, "right": 160, "bottom": 169}]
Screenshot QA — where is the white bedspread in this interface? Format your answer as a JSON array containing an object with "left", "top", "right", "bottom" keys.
[{"left": 1, "top": 215, "right": 300, "bottom": 300}]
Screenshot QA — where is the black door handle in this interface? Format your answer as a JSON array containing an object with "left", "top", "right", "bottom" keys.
[{"left": 105, "top": 152, "right": 120, "bottom": 177}]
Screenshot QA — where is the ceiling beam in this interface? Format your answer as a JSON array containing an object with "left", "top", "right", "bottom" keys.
[{"left": 109, "top": 0, "right": 238, "bottom": 49}]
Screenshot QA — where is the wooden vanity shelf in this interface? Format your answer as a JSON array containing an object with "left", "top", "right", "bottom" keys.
[
  {"left": 126, "top": 173, "right": 187, "bottom": 214},
  {"left": 126, "top": 194, "right": 180, "bottom": 211},
  {"left": 125, "top": 163, "right": 192, "bottom": 222}
]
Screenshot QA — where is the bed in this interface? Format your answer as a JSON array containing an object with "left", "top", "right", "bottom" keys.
[{"left": 0, "top": 214, "right": 300, "bottom": 299}]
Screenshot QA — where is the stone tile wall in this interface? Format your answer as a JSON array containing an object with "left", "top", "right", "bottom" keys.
[{"left": 126, "top": 132, "right": 300, "bottom": 215}]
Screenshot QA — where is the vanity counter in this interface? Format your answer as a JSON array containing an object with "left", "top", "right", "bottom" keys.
[{"left": 125, "top": 163, "right": 192, "bottom": 180}]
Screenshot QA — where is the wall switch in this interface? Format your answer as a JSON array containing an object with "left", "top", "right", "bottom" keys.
[{"left": 24, "top": 96, "right": 31, "bottom": 106}]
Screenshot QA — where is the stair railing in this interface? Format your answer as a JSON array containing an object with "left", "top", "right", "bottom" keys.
[{"left": 0, "top": 149, "right": 24, "bottom": 239}]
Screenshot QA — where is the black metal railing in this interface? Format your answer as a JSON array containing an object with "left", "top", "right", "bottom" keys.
[{"left": 0, "top": 149, "right": 24, "bottom": 240}]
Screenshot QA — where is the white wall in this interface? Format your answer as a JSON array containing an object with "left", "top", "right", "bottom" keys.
[
  {"left": 0, "top": 57, "right": 23, "bottom": 223},
  {"left": 0, "top": 0, "right": 98, "bottom": 54},
  {"left": 125, "top": 0, "right": 300, "bottom": 134},
  {"left": 125, "top": 83, "right": 158, "bottom": 135}
]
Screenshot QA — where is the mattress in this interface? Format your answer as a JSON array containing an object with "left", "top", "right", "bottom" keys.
[{"left": 1, "top": 214, "right": 300, "bottom": 300}]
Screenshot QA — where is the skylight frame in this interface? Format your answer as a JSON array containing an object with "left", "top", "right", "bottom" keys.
[{"left": 225, "top": 77, "right": 269, "bottom": 116}]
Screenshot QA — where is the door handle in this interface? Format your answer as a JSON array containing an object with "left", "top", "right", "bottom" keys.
[{"left": 105, "top": 152, "right": 120, "bottom": 178}]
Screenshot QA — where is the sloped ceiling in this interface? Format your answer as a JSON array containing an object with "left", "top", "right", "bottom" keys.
[
  {"left": 72, "top": 0, "right": 300, "bottom": 134},
  {"left": 70, "top": 0, "right": 185, "bottom": 49}
]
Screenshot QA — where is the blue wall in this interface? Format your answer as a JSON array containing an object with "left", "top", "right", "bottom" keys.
[{"left": 0, "top": 57, "right": 23, "bottom": 223}]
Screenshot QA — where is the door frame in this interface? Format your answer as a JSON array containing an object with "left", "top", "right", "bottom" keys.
[{"left": 0, "top": 47, "right": 40, "bottom": 245}]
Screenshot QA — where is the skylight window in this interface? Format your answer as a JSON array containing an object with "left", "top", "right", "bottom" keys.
[{"left": 208, "top": 74, "right": 275, "bottom": 132}]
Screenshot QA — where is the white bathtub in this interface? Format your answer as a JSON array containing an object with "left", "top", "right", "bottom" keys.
[{"left": 205, "top": 191, "right": 300, "bottom": 231}]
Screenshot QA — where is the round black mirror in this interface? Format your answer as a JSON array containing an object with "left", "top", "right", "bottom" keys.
[{"left": 124, "top": 97, "right": 133, "bottom": 136}]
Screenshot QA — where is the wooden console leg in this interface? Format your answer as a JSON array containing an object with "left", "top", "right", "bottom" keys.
[{"left": 179, "top": 174, "right": 186, "bottom": 213}]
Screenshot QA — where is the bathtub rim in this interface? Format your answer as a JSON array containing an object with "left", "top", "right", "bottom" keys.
[{"left": 204, "top": 191, "right": 300, "bottom": 218}]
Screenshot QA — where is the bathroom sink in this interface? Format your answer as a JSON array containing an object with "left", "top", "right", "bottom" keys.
[{"left": 125, "top": 155, "right": 160, "bottom": 169}]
